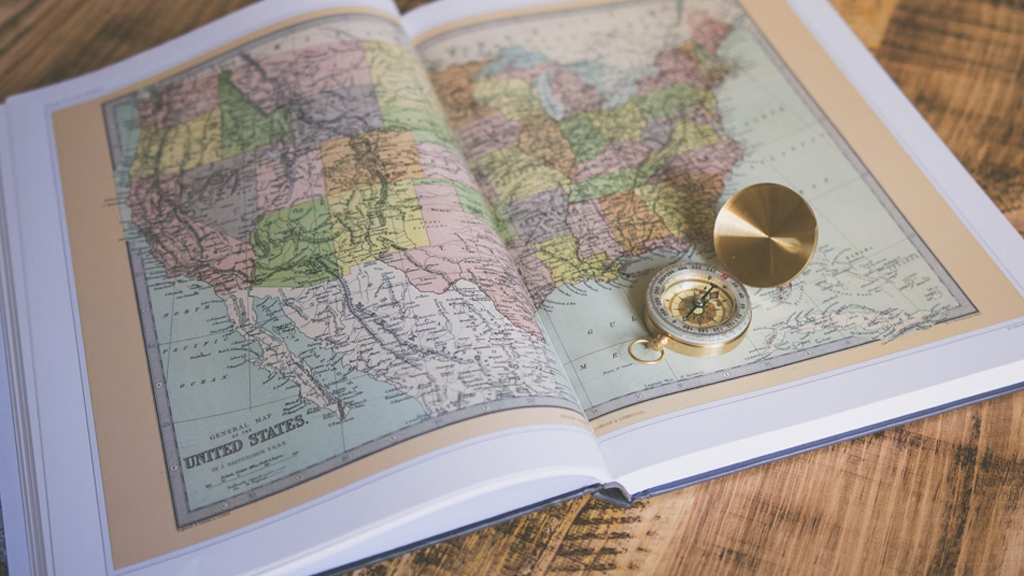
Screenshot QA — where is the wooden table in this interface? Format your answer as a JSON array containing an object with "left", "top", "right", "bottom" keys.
[{"left": 4, "top": 0, "right": 1024, "bottom": 574}]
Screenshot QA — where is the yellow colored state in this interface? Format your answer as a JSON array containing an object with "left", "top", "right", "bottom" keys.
[
  {"left": 589, "top": 102, "right": 644, "bottom": 142},
  {"left": 365, "top": 40, "right": 445, "bottom": 116},
  {"left": 130, "top": 111, "right": 222, "bottom": 179},
  {"left": 470, "top": 147, "right": 571, "bottom": 206},
  {"left": 534, "top": 233, "right": 618, "bottom": 287},
  {"left": 327, "top": 180, "right": 429, "bottom": 275},
  {"left": 472, "top": 76, "right": 546, "bottom": 120}
]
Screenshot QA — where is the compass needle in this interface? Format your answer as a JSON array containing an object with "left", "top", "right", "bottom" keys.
[{"left": 633, "top": 262, "right": 751, "bottom": 361}]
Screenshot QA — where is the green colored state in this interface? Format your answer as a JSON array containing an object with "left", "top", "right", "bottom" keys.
[
  {"left": 252, "top": 180, "right": 431, "bottom": 286},
  {"left": 569, "top": 167, "right": 641, "bottom": 204},
  {"left": 471, "top": 147, "right": 571, "bottom": 205},
  {"left": 251, "top": 198, "right": 339, "bottom": 287},
  {"left": 382, "top": 107, "right": 460, "bottom": 150},
  {"left": 452, "top": 181, "right": 498, "bottom": 231},
  {"left": 632, "top": 82, "right": 714, "bottom": 121},
  {"left": 634, "top": 181, "right": 717, "bottom": 237},
  {"left": 566, "top": 117, "right": 724, "bottom": 203},
  {"left": 219, "top": 71, "right": 292, "bottom": 158},
  {"left": 492, "top": 205, "right": 518, "bottom": 244},
  {"left": 559, "top": 114, "right": 606, "bottom": 164}
]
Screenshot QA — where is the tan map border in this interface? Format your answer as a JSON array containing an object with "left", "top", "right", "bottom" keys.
[
  {"left": 52, "top": 7, "right": 591, "bottom": 570},
  {"left": 51, "top": 0, "right": 1024, "bottom": 569},
  {"left": 412, "top": 0, "right": 1024, "bottom": 434}
]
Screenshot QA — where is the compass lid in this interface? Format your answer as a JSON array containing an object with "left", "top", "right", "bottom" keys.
[{"left": 713, "top": 183, "right": 818, "bottom": 288}]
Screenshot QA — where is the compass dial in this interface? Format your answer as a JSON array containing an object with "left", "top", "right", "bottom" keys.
[
  {"left": 639, "top": 261, "right": 752, "bottom": 359},
  {"left": 661, "top": 275, "right": 736, "bottom": 329}
]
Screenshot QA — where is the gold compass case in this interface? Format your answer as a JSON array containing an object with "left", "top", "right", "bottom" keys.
[
  {"left": 714, "top": 183, "right": 818, "bottom": 289},
  {"left": 628, "top": 183, "right": 817, "bottom": 364}
]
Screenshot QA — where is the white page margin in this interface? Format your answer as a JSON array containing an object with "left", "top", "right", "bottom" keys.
[{"left": 0, "top": 102, "right": 34, "bottom": 576}]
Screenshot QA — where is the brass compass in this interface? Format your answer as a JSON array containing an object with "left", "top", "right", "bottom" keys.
[{"left": 629, "top": 183, "right": 818, "bottom": 364}]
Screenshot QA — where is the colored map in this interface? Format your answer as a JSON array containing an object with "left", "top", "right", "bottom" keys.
[
  {"left": 100, "top": 0, "right": 982, "bottom": 524},
  {"left": 417, "top": 0, "right": 975, "bottom": 418},
  {"left": 102, "top": 14, "right": 580, "bottom": 526}
]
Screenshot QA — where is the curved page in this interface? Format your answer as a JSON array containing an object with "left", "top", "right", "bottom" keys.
[
  {"left": 51, "top": 5, "right": 593, "bottom": 569},
  {"left": 409, "top": 0, "right": 1024, "bottom": 431}
]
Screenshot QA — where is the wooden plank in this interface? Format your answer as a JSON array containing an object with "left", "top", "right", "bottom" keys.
[
  {"left": 875, "top": 0, "right": 1024, "bottom": 235},
  {"left": 1, "top": 1, "right": 1023, "bottom": 575}
]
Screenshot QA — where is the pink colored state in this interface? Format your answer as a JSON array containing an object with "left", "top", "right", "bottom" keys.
[
  {"left": 573, "top": 141, "right": 650, "bottom": 183},
  {"left": 638, "top": 44, "right": 706, "bottom": 97},
  {"left": 550, "top": 71, "right": 602, "bottom": 116},
  {"left": 231, "top": 41, "right": 371, "bottom": 114},
  {"left": 567, "top": 200, "right": 625, "bottom": 261},
  {"left": 505, "top": 240, "right": 557, "bottom": 308},
  {"left": 256, "top": 143, "right": 327, "bottom": 216},
  {"left": 383, "top": 184, "right": 542, "bottom": 337},
  {"left": 455, "top": 112, "right": 521, "bottom": 162},
  {"left": 128, "top": 175, "right": 254, "bottom": 292},
  {"left": 415, "top": 183, "right": 480, "bottom": 246},
  {"left": 137, "top": 72, "right": 219, "bottom": 129},
  {"left": 689, "top": 11, "right": 733, "bottom": 54},
  {"left": 647, "top": 138, "right": 743, "bottom": 184},
  {"left": 417, "top": 142, "right": 478, "bottom": 188}
]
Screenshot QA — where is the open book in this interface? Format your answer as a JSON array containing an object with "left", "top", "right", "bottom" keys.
[{"left": 3, "top": 0, "right": 1024, "bottom": 573}]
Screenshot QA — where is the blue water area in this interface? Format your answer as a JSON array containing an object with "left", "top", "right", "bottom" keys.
[
  {"left": 253, "top": 294, "right": 428, "bottom": 451},
  {"left": 139, "top": 251, "right": 291, "bottom": 424},
  {"left": 480, "top": 46, "right": 550, "bottom": 77},
  {"left": 564, "top": 60, "right": 657, "bottom": 110},
  {"left": 167, "top": 290, "right": 431, "bottom": 510},
  {"left": 534, "top": 68, "right": 565, "bottom": 120}
]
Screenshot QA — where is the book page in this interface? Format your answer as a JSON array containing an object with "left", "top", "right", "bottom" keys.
[
  {"left": 0, "top": 493, "right": 6, "bottom": 576},
  {"left": 410, "top": 0, "right": 1024, "bottom": 430},
  {"left": 50, "top": 4, "right": 595, "bottom": 568}
]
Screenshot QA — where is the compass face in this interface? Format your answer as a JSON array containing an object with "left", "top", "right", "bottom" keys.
[
  {"left": 660, "top": 275, "right": 736, "bottom": 329},
  {"left": 645, "top": 261, "right": 752, "bottom": 353}
]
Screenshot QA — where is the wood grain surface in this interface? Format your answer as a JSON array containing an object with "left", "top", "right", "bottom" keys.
[{"left": 3, "top": 0, "right": 1024, "bottom": 574}]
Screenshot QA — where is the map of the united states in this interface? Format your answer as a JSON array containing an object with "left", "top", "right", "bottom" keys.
[
  {"left": 417, "top": 0, "right": 974, "bottom": 418},
  {"left": 432, "top": 11, "right": 740, "bottom": 307},
  {"left": 105, "top": 14, "right": 578, "bottom": 525},
  {"left": 104, "top": 0, "right": 977, "bottom": 523}
]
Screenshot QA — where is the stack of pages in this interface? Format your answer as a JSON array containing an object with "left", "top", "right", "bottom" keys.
[{"left": 2, "top": 0, "right": 1024, "bottom": 574}]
